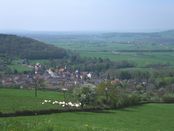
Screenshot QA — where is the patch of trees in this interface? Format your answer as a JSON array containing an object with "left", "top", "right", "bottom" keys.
[
  {"left": 114, "top": 50, "right": 174, "bottom": 52},
  {"left": 47, "top": 56, "right": 136, "bottom": 74},
  {"left": 0, "top": 55, "right": 13, "bottom": 74},
  {"left": 73, "top": 81, "right": 141, "bottom": 109},
  {"left": 145, "top": 63, "right": 171, "bottom": 68},
  {"left": 103, "top": 70, "right": 152, "bottom": 82}
]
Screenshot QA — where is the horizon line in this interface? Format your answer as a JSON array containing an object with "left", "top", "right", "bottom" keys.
[{"left": 0, "top": 29, "right": 174, "bottom": 34}]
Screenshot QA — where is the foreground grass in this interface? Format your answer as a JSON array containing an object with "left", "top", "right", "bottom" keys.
[
  {"left": 1, "top": 89, "right": 174, "bottom": 131},
  {"left": 0, "top": 88, "right": 66, "bottom": 113},
  {"left": 1, "top": 104, "right": 174, "bottom": 131}
]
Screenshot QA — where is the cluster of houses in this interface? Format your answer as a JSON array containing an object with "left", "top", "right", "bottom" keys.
[
  {"left": 0, "top": 62, "right": 150, "bottom": 94},
  {"left": 0, "top": 74, "right": 34, "bottom": 88},
  {"left": 41, "top": 66, "right": 95, "bottom": 89},
  {"left": 0, "top": 63, "right": 99, "bottom": 90}
]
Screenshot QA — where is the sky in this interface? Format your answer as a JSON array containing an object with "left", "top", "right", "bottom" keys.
[{"left": 0, "top": 0, "right": 174, "bottom": 32}]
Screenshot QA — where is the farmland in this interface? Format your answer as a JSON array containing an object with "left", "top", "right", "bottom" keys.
[
  {"left": 26, "top": 31, "right": 174, "bottom": 68},
  {"left": 52, "top": 42, "right": 174, "bottom": 67},
  {"left": 0, "top": 88, "right": 174, "bottom": 131}
]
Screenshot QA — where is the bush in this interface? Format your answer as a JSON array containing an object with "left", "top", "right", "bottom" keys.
[
  {"left": 114, "top": 93, "right": 141, "bottom": 108},
  {"left": 162, "top": 94, "right": 174, "bottom": 103},
  {"left": 128, "top": 94, "right": 141, "bottom": 105},
  {"left": 73, "top": 85, "right": 96, "bottom": 108},
  {"left": 96, "top": 81, "right": 141, "bottom": 108}
]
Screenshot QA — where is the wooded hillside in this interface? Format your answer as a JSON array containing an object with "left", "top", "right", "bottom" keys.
[{"left": 0, "top": 34, "right": 68, "bottom": 59}]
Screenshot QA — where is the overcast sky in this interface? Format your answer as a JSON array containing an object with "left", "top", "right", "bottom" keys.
[{"left": 0, "top": 0, "right": 174, "bottom": 32}]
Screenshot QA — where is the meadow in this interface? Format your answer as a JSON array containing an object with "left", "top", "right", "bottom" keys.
[
  {"left": 1, "top": 103, "right": 174, "bottom": 131},
  {"left": 0, "top": 88, "right": 174, "bottom": 131},
  {"left": 0, "top": 88, "right": 66, "bottom": 113}
]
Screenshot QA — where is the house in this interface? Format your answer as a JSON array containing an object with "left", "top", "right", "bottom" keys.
[{"left": 111, "top": 79, "right": 121, "bottom": 85}]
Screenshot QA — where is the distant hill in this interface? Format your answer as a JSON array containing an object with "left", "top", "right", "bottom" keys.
[
  {"left": 101, "top": 30, "right": 174, "bottom": 44},
  {"left": 0, "top": 34, "right": 68, "bottom": 59},
  {"left": 22, "top": 30, "right": 174, "bottom": 45}
]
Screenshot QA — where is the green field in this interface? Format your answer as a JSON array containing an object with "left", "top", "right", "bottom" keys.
[
  {"left": 0, "top": 89, "right": 174, "bottom": 131},
  {"left": 49, "top": 41, "right": 174, "bottom": 67},
  {"left": 8, "top": 64, "right": 32, "bottom": 73},
  {"left": 1, "top": 104, "right": 174, "bottom": 131},
  {"left": 0, "top": 88, "right": 66, "bottom": 113}
]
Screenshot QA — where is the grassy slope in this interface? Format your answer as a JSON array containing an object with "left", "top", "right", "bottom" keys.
[
  {"left": 0, "top": 89, "right": 174, "bottom": 131},
  {"left": 1, "top": 104, "right": 174, "bottom": 131},
  {"left": 8, "top": 64, "right": 32, "bottom": 73},
  {"left": 0, "top": 89, "right": 65, "bottom": 113}
]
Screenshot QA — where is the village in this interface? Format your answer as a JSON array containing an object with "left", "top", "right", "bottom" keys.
[{"left": 0, "top": 62, "right": 103, "bottom": 90}]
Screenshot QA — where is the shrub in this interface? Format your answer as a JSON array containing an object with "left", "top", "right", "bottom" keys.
[
  {"left": 73, "top": 85, "right": 96, "bottom": 108},
  {"left": 128, "top": 94, "right": 141, "bottom": 105},
  {"left": 162, "top": 94, "right": 174, "bottom": 103},
  {"left": 96, "top": 81, "right": 141, "bottom": 108}
]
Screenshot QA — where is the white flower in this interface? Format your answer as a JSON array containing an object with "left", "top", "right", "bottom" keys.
[
  {"left": 75, "top": 104, "right": 80, "bottom": 107},
  {"left": 68, "top": 102, "right": 72, "bottom": 105},
  {"left": 61, "top": 101, "right": 65, "bottom": 104},
  {"left": 42, "top": 100, "right": 81, "bottom": 107},
  {"left": 58, "top": 102, "right": 61, "bottom": 104},
  {"left": 54, "top": 101, "right": 58, "bottom": 104}
]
